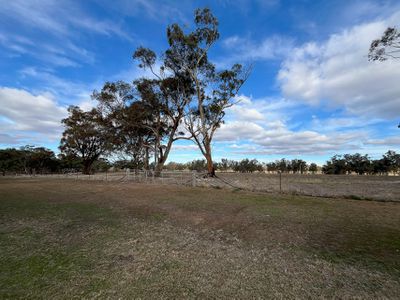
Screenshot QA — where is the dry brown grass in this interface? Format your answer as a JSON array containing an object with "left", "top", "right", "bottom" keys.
[
  {"left": 1, "top": 178, "right": 399, "bottom": 298},
  {"left": 215, "top": 172, "right": 400, "bottom": 201}
]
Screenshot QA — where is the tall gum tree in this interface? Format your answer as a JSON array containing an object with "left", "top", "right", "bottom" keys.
[
  {"left": 132, "top": 43, "right": 195, "bottom": 174},
  {"left": 164, "top": 8, "right": 250, "bottom": 176}
]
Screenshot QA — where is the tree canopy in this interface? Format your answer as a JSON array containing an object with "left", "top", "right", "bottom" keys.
[
  {"left": 60, "top": 106, "right": 113, "bottom": 174},
  {"left": 92, "top": 8, "right": 249, "bottom": 176},
  {"left": 369, "top": 27, "right": 400, "bottom": 61}
]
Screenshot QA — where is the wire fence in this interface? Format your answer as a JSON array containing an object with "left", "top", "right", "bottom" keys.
[
  {"left": 8, "top": 169, "right": 198, "bottom": 187},
  {"left": 4, "top": 170, "right": 400, "bottom": 202},
  {"left": 214, "top": 172, "right": 400, "bottom": 202}
]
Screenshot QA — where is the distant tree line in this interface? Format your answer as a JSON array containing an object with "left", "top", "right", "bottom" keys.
[
  {"left": 161, "top": 151, "right": 400, "bottom": 175},
  {"left": 321, "top": 151, "right": 400, "bottom": 175},
  {"left": 0, "top": 146, "right": 110, "bottom": 176},
  {"left": 164, "top": 158, "right": 264, "bottom": 173},
  {"left": 1, "top": 147, "right": 399, "bottom": 176},
  {"left": 265, "top": 159, "right": 312, "bottom": 174}
]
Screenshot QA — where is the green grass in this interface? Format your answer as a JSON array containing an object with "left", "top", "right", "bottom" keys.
[{"left": 0, "top": 197, "right": 120, "bottom": 299}]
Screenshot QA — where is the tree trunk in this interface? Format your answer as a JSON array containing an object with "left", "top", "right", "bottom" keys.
[
  {"left": 144, "top": 147, "right": 149, "bottom": 170},
  {"left": 153, "top": 121, "right": 179, "bottom": 177},
  {"left": 82, "top": 160, "right": 93, "bottom": 175},
  {"left": 205, "top": 153, "right": 215, "bottom": 177},
  {"left": 154, "top": 159, "right": 165, "bottom": 177}
]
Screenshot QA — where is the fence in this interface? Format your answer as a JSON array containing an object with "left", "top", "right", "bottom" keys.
[
  {"left": 11, "top": 169, "right": 199, "bottom": 187},
  {"left": 215, "top": 172, "right": 400, "bottom": 202},
  {"left": 4, "top": 170, "right": 400, "bottom": 202}
]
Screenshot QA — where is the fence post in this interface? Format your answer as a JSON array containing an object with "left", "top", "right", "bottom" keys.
[
  {"left": 192, "top": 172, "right": 196, "bottom": 187},
  {"left": 279, "top": 171, "right": 282, "bottom": 193},
  {"left": 145, "top": 170, "right": 147, "bottom": 183}
]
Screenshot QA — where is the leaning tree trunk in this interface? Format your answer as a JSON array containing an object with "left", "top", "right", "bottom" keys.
[{"left": 153, "top": 122, "right": 179, "bottom": 177}]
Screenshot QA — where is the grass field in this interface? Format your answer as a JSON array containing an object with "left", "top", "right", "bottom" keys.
[
  {"left": 1, "top": 178, "right": 399, "bottom": 298},
  {"left": 217, "top": 172, "right": 400, "bottom": 201}
]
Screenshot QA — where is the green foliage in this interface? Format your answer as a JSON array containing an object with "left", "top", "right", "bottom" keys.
[
  {"left": 0, "top": 148, "right": 25, "bottom": 175},
  {"left": 112, "top": 159, "right": 143, "bottom": 170},
  {"left": 309, "top": 163, "right": 318, "bottom": 173},
  {"left": 93, "top": 81, "right": 156, "bottom": 169},
  {"left": 60, "top": 106, "right": 113, "bottom": 174},
  {"left": 187, "top": 159, "right": 207, "bottom": 172},
  {"left": 322, "top": 151, "right": 400, "bottom": 175},
  {"left": 0, "top": 146, "right": 59, "bottom": 175},
  {"left": 232, "top": 159, "right": 264, "bottom": 173}
]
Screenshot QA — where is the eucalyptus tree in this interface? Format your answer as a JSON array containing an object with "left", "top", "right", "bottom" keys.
[
  {"left": 164, "top": 8, "right": 249, "bottom": 176},
  {"left": 92, "top": 8, "right": 248, "bottom": 175},
  {"left": 309, "top": 163, "right": 318, "bottom": 174},
  {"left": 132, "top": 51, "right": 194, "bottom": 173},
  {"left": 382, "top": 150, "right": 400, "bottom": 174},
  {"left": 60, "top": 106, "right": 113, "bottom": 174},
  {"left": 92, "top": 81, "right": 155, "bottom": 169},
  {"left": 290, "top": 159, "right": 308, "bottom": 174}
]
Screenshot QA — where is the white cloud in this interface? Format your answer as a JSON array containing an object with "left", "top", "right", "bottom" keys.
[
  {"left": 215, "top": 118, "right": 365, "bottom": 155},
  {"left": 172, "top": 145, "right": 199, "bottom": 151},
  {"left": 213, "top": 94, "right": 385, "bottom": 155},
  {"left": 0, "top": 87, "right": 68, "bottom": 145},
  {"left": 225, "top": 95, "right": 299, "bottom": 125},
  {"left": 19, "top": 67, "right": 96, "bottom": 106},
  {"left": 229, "top": 106, "right": 265, "bottom": 121},
  {"left": 309, "top": 116, "right": 384, "bottom": 133},
  {"left": 365, "top": 136, "right": 400, "bottom": 146},
  {"left": 278, "top": 13, "right": 400, "bottom": 119},
  {"left": 216, "top": 121, "right": 266, "bottom": 141}
]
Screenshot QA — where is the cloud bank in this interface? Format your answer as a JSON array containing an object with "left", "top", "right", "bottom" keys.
[{"left": 278, "top": 14, "right": 400, "bottom": 119}]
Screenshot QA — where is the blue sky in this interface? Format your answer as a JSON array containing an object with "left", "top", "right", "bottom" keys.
[{"left": 1, "top": 0, "right": 399, "bottom": 164}]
